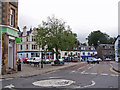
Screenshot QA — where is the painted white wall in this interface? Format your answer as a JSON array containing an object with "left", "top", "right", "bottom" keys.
[{"left": 115, "top": 36, "right": 120, "bottom": 62}]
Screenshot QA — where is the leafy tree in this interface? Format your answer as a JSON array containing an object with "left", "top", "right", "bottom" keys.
[
  {"left": 35, "top": 16, "right": 77, "bottom": 63},
  {"left": 87, "top": 30, "right": 110, "bottom": 48}
]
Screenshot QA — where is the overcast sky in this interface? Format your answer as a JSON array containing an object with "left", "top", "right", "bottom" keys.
[{"left": 18, "top": 0, "right": 119, "bottom": 43}]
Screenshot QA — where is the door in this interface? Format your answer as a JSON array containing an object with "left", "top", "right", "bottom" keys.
[{"left": 8, "top": 41, "right": 14, "bottom": 69}]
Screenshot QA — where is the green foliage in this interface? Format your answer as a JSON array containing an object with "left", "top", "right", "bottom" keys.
[
  {"left": 35, "top": 16, "right": 77, "bottom": 60},
  {"left": 87, "top": 30, "right": 115, "bottom": 48}
]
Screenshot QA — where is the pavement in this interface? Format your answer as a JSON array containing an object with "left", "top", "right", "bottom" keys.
[
  {"left": 110, "top": 61, "right": 120, "bottom": 73},
  {"left": 0, "top": 62, "right": 81, "bottom": 79}
]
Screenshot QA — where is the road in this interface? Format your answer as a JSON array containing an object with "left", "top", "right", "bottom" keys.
[{"left": 1, "top": 61, "right": 119, "bottom": 89}]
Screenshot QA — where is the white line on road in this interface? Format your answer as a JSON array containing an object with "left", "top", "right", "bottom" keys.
[
  {"left": 100, "top": 73, "right": 108, "bottom": 76},
  {"left": 4, "top": 84, "right": 15, "bottom": 88},
  {"left": 90, "top": 73, "right": 97, "bottom": 75},
  {"left": 81, "top": 71, "right": 86, "bottom": 74},
  {"left": 80, "top": 80, "right": 96, "bottom": 88},
  {"left": 110, "top": 74, "right": 119, "bottom": 77}
]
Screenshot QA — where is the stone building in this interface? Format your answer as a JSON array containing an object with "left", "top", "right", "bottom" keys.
[
  {"left": 0, "top": 1, "right": 19, "bottom": 75},
  {"left": 97, "top": 44, "right": 115, "bottom": 61}
]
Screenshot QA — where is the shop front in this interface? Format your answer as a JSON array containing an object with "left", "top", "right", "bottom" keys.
[{"left": 0, "top": 25, "right": 19, "bottom": 75}]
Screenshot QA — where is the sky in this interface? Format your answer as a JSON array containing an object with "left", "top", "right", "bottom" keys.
[{"left": 18, "top": 0, "right": 119, "bottom": 43}]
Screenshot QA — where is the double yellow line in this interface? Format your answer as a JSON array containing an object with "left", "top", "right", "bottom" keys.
[{"left": 110, "top": 67, "right": 119, "bottom": 74}]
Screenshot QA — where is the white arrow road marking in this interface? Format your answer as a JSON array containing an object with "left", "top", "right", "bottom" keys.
[{"left": 4, "top": 84, "right": 15, "bottom": 88}]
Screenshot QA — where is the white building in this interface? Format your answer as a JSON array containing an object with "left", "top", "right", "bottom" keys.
[
  {"left": 17, "top": 26, "right": 56, "bottom": 60},
  {"left": 115, "top": 35, "right": 120, "bottom": 62},
  {"left": 80, "top": 45, "right": 97, "bottom": 61}
]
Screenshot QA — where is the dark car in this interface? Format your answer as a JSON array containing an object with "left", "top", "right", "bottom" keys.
[{"left": 64, "top": 57, "right": 71, "bottom": 62}]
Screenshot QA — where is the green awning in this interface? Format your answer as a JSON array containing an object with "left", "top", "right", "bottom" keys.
[
  {"left": 104, "top": 55, "right": 114, "bottom": 57},
  {"left": 15, "top": 37, "right": 21, "bottom": 44}
]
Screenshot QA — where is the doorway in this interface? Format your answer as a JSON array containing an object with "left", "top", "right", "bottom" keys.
[{"left": 8, "top": 40, "right": 14, "bottom": 69}]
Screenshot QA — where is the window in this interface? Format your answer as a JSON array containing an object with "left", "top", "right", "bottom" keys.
[
  {"left": 10, "top": 8, "right": 15, "bottom": 26},
  {"left": 26, "top": 53, "right": 28, "bottom": 57},
  {"left": 83, "top": 52, "right": 85, "bottom": 55},
  {"left": 65, "top": 52, "right": 67, "bottom": 56},
  {"left": 26, "top": 44, "right": 28, "bottom": 50},
  {"left": 26, "top": 37, "right": 28, "bottom": 42},
  {"left": 21, "top": 45, "right": 22, "bottom": 50},
  {"left": 76, "top": 52, "right": 77, "bottom": 56},
  {"left": 88, "top": 52, "right": 90, "bottom": 55},
  {"left": 32, "top": 44, "right": 34, "bottom": 49},
  {"left": 32, "top": 36, "right": 35, "bottom": 41}
]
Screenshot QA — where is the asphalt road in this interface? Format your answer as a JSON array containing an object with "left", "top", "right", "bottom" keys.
[{"left": 1, "top": 61, "right": 119, "bottom": 89}]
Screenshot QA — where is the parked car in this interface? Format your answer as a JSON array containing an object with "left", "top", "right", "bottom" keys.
[
  {"left": 87, "top": 57, "right": 99, "bottom": 64},
  {"left": 27, "top": 57, "right": 41, "bottom": 64},
  {"left": 17, "top": 58, "right": 24, "bottom": 63},
  {"left": 64, "top": 57, "right": 71, "bottom": 62},
  {"left": 97, "top": 58, "right": 102, "bottom": 62},
  {"left": 23, "top": 58, "right": 29, "bottom": 63},
  {"left": 104, "top": 58, "right": 112, "bottom": 61},
  {"left": 53, "top": 59, "right": 65, "bottom": 65},
  {"left": 43, "top": 59, "right": 51, "bottom": 64},
  {"left": 72, "top": 57, "right": 78, "bottom": 62}
]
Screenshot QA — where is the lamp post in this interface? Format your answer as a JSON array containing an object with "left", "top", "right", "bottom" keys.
[{"left": 41, "top": 50, "right": 43, "bottom": 68}]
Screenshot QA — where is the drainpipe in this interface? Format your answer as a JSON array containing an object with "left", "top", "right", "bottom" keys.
[{"left": 0, "top": 31, "right": 2, "bottom": 75}]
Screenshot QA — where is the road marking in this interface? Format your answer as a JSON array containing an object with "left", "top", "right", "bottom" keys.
[
  {"left": 100, "top": 73, "right": 108, "bottom": 76},
  {"left": 33, "top": 79, "right": 75, "bottom": 87},
  {"left": 81, "top": 71, "right": 86, "bottom": 74},
  {"left": 90, "top": 73, "right": 97, "bottom": 75},
  {"left": 110, "top": 74, "right": 119, "bottom": 77},
  {"left": 110, "top": 67, "right": 119, "bottom": 74},
  {"left": 80, "top": 80, "right": 96, "bottom": 88},
  {"left": 4, "top": 84, "right": 15, "bottom": 88},
  {"left": 88, "top": 67, "right": 92, "bottom": 70},
  {"left": 78, "top": 64, "right": 89, "bottom": 70}
]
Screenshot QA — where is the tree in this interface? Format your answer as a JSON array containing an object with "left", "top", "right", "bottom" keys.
[
  {"left": 87, "top": 30, "right": 110, "bottom": 48},
  {"left": 35, "top": 16, "right": 77, "bottom": 63}
]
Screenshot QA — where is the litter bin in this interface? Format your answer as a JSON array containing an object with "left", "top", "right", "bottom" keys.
[{"left": 17, "top": 59, "right": 21, "bottom": 71}]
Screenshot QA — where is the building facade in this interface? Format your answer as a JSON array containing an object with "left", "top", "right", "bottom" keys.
[
  {"left": 97, "top": 44, "right": 115, "bottom": 61},
  {"left": 0, "top": 1, "right": 19, "bottom": 75},
  {"left": 17, "top": 27, "right": 56, "bottom": 60},
  {"left": 79, "top": 46, "right": 97, "bottom": 61},
  {"left": 115, "top": 35, "right": 120, "bottom": 62}
]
